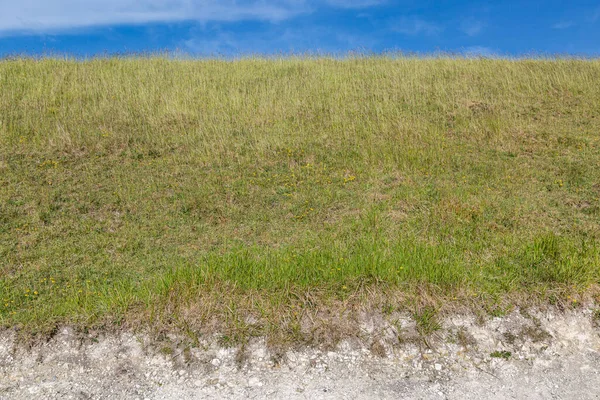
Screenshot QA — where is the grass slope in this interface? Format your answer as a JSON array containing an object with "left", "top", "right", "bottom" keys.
[{"left": 1, "top": 57, "right": 600, "bottom": 341}]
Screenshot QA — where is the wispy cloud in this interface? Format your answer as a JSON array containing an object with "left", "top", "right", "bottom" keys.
[
  {"left": 462, "top": 45, "right": 497, "bottom": 58},
  {"left": 324, "top": 0, "right": 384, "bottom": 9},
  {"left": 0, "top": 1, "right": 313, "bottom": 35},
  {"left": 391, "top": 16, "right": 442, "bottom": 36},
  {"left": 553, "top": 21, "right": 574, "bottom": 29},
  {"left": 460, "top": 18, "right": 485, "bottom": 36},
  {"left": 183, "top": 23, "right": 380, "bottom": 55},
  {"left": 0, "top": 0, "right": 391, "bottom": 36},
  {"left": 591, "top": 6, "right": 600, "bottom": 22},
  {"left": 184, "top": 27, "right": 306, "bottom": 55}
]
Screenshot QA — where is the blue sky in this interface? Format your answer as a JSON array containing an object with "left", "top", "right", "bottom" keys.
[{"left": 1, "top": 1, "right": 599, "bottom": 57}]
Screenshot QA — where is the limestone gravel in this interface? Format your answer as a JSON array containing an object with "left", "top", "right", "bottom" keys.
[{"left": 1, "top": 309, "right": 600, "bottom": 399}]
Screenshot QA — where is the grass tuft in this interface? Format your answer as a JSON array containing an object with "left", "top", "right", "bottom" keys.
[{"left": 490, "top": 350, "right": 512, "bottom": 360}]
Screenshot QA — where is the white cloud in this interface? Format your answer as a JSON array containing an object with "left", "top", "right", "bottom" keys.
[
  {"left": 0, "top": 0, "right": 311, "bottom": 35},
  {"left": 462, "top": 45, "right": 497, "bottom": 58},
  {"left": 590, "top": 6, "right": 600, "bottom": 22},
  {"left": 553, "top": 21, "right": 574, "bottom": 29},
  {"left": 391, "top": 16, "right": 442, "bottom": 36},
  {"left": 183, "top": 23, "right": 379, "bottom": 55},
  {"left": 324, "top": 0, "right": 384, "bottom": 9},
  {"left": 0, "top": 0, "right": 390, "bottom": 36},
  {"left": 460, "top": 18, "right": 484, "bottom": 36}
]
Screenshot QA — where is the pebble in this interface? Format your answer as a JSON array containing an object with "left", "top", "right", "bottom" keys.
[{"left": 248, "top": 377, "right": 263, "bottom": 387}]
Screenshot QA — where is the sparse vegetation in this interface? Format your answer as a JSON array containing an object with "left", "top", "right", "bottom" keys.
[
  {"left": 490, "top": 350, "right": 512, "bottom": 360},
  {"left": 369, "top": 340, "right": 387, "bottom": 358},
  {"left": 1, "top": 57, "right": 600, "bottom": 341},
  {"left": 592, "top": 309, "right": 600, "bottom": 329},
  {"left": 456, "top": 327, "right": 477, "bottom": 349},
  {"left": 415, "top": 306, "right": 442, "bottom": 337}
]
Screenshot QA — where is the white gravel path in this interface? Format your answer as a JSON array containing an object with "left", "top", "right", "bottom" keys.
[{"left": 2, "top": 309, "right": 599, "bottom": 399}]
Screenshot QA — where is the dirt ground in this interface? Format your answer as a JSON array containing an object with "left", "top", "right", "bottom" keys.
[{"left": 2, "top": 309, "right": 600, "bottom": 399}]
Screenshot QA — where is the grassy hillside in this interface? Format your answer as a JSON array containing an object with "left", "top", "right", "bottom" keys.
[{"left": 1, "top": 57, "right": 600, "bottom": 340}]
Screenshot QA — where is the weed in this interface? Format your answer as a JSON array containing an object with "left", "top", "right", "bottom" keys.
[
  {"left": 502, "top": 332, "right": 517, "bottom": 345},
  {"left": 519, "top": 325, "right": 552, "bottom": 343},
  {"left": 490, "top": 350, "right": 511, "bottom": 360},
  {"left": 234, "top": 344, "right": 250, "bottom": 369},
  {"left": 414, "top": 307, "right": 441, "bottom": 337},
  {"left": 592, "top": 309, "right": 600, "bottom": 329},
  {"left": 369, "top": 340, "right": 387, "bottom": 358},
  {"left": 456, "top": 328, "right": 477, "bottom": 349}
]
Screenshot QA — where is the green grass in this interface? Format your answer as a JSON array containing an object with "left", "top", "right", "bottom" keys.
[
  {"left": 1, "top": 57, "right": 600, "bottom": 341},
  {"left": 490, "top": 350, "right": 512, "bottom": 360}
]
